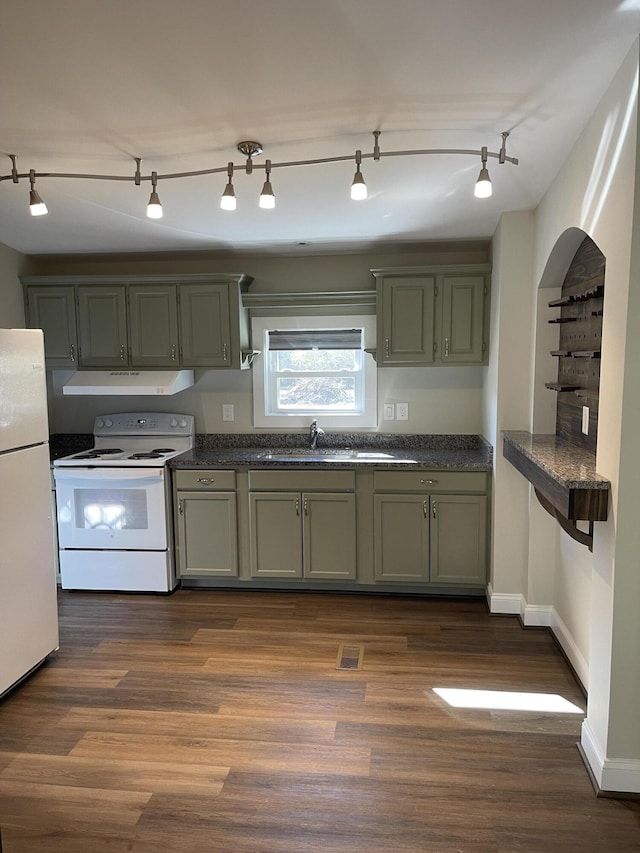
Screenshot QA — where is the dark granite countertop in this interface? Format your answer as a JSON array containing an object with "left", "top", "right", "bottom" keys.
[
  {"left": 170, "top": 433, "right": 493, "bottom": 471},
  {"left": 502, "top": 431, "right": 609, "bottom": 489}
]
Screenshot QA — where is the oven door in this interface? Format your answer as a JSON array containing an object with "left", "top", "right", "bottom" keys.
[{"left": 54, "top": 467, "right": 168, "bottom": 550}]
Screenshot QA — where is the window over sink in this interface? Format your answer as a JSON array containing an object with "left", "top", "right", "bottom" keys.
[{"left": 251, "top": 314, "right": 377, "bottom": 428}]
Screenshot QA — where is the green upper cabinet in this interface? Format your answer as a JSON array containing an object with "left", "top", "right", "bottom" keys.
[
  {"left": 180, "top": 283, "right": 232, "bottom": 368},
  {"left": 25, "top": 285, "right": 78, "bottom": 368},
  {"left": 179, "top": 277, "right": 252, "bottom": 369},
  {"left": 77, "top": 285, "right": 129, "bottom": 367},
  {"left": 372, "top": 266, "right": 490, "bottom": 366},
  {"left": 128, "top": 284, "right": 180, "bottom": 368},
  {"left": 21, "top": 273, "right": 253, "bottom": 370},
  {"left": 374, "top": 273, "right": 435, "bottom": 365},
  {"left": 440, "top": 275, "right": 486, "bottom": 364}
]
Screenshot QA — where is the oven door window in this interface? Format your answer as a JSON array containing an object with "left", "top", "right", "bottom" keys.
[
  {"left": 54, "top": 469, "right": 168, "bottom": 550},
  {"left": 74, "top": 488, "right": 148, "bottom": 531}
]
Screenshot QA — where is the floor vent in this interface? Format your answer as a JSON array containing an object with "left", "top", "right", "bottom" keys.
[{"left": 336, "top": 643, "right": 364, "bottom": 671}]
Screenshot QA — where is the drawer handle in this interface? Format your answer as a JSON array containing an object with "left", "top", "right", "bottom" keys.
[
  {"left": 171, "top": 344, "right": 177, "bottom": 361},
  {"left": 444, "top": 337, "right": 450, "bottom": 358},
  {"left": 420, "top": 479, "right": 438, "bottom": 485},
  {"left": 197, "top": 477, "right": 215, "bottom": 485},
  {"left": 384, "top": 338, "right": 390, "bottom": 358},
  {"left": 432, "top": 500, "right": 437, "bottom": 519},
  {"left": 304, "top": 497, "right": 309, "bottom": 516},
  {"left": 120, "top": 344, "right": 126, "bottom": 361},
  {"left": 70, "top": 343, "right": 76, "bottom": 362},
  {"left": 423, "top": 500, "right": 428, "bottom": 518},
  {"left": 223, "top": 343, "right": 228, "bottom": 361},
  {"left": 178, "top": 499, "right": 184, "bottom": 515},
  {"left": 295, "top": 497, "right": 300, "bottom": 516}
]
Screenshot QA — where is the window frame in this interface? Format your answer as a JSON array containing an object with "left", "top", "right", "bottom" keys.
[{"left": 251, "top": 314, "right": 377, "bottom": 429}]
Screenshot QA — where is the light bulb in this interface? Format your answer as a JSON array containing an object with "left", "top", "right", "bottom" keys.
[
  {"left": 220, "top": 182, "right": 237, "bottom": 210},
  {"left": 474, "top": 167, "right": 492, "bottom": 198},
  {"left": 350, "top": 170, "right": 368, "bottom": 200},
  {"left": 29, "top": 189, "right": 48, "bottom": 216},
  {"left": 259, "top": 180, "right": 275, "bottom": 209},
  {"left": 147, "top": 191, "right": 163, "bottom": 219}
]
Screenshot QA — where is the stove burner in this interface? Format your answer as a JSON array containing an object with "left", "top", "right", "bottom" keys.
[
  {"left": 152, "top": 448, "right": 175, "bottom": 453},
  {"left": 96, "top": 448, "right": 124, "bottom": 455},
  {"left": 73, "top": 452, "right": 103, "bottom": 459},
  {"left": 128, "top": 452, "right": 163, "bottom": 460}
]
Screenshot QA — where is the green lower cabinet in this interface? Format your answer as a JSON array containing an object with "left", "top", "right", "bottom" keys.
[
  {"left": 176, "top": 491, "right": 238, "bottom": 577},
  {"left": 249, "top": 491, "right": 357, "bottom": 580},
  {"left": 430, "top": 494, "right": 487, "bottom": 584},
  {"left": 374, "top": 492, "right": 487, "bottom": 585}
]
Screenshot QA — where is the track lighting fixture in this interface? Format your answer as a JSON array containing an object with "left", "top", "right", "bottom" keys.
[
  {"left": 259, "top": 160, "right": 275, "bottom": 209},
  {"left": 220, "top": 162, "right": 237, "bottom": 211},
  {"left": 3, "top": 132, "right": 518, "bottom": 222},
  {"left": 474, "top": 146, "right": 492, "bottom": 199},
  {"left": 146, "top": 171, "right": 163, "bottom": 219},
  {"left": 350, "top": 150, "right": 367, "bottom": 201},
  {"left": 28, "top": 169, "right": 48, "bottom": 216}
]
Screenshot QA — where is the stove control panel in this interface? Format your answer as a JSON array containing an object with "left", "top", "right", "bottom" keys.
[{"left": 93, "top": 412, "right": 194, "bottom": 437}]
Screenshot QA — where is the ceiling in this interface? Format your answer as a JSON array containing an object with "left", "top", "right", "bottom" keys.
[{"left": 1, "top": 0, "right": 639, "bottom": 257}]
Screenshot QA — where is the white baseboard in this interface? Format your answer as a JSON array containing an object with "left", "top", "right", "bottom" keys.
[
  {"left": 550, "top": 608, "right": 589, "bottom": 690},
  {"left": 522, "top": 603, "right": 552, "bottom": 627},
  {"left": 581, "top": 719, "right": 640, "bottom": 794},
  {"left": 486, "top": 584, "right": 523, "bottom": 615}
]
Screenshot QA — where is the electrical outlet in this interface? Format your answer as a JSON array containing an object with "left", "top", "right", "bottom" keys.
[
  {"left": 582, "top": 405, "right": 589, "bottom": 435},
  {"left": 222, "top": 404, "right": 234, "bottom": 422},
  {"left": 396, "top": 402, "right": 409, "bottom": 421},
  {"left": 383, "top": 404, "right": 395, "bottom": 420}
]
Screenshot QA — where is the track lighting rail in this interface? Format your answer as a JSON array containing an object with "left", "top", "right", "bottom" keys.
[{"left": 1, "top": 130, "right": 517, "bottom": 218}]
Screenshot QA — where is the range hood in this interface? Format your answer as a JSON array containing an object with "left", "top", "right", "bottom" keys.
[{"left": 62, "top": 370, "right": 195, "bottom": 396}]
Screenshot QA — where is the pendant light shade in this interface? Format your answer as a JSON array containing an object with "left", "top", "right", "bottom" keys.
[
  {"left": 259, "top": 160, "right": 275, "bottom": 209},
  {"left": 350, "top": 150, "right": 367, "bottom": 200},
  {"left": 147, "top": 171, "right": 163, "bottom": 219},
  {"left": 220, "top": 162, "right": 237, "bottom": 210},
  {"left": 28, "top": 169, "right": 47, "bottom": 216},
  {"left": 474, "top": 147, "right": 492, "bottom": 198}
]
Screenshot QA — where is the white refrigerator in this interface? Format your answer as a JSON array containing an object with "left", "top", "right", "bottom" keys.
[{"left": 0, "top": 328, "right": 59, "bottom": 698}]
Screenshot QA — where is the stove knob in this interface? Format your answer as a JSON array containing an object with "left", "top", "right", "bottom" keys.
[
  {"left": 104, "top": 418, "right": 113, "bottom": 428},
  {"left": 170, "top": 418, "right": 178, "bottom": 428},
  {"left": 96, "top": 418, "right": 104, "bottom": 428},
  {"left": 179, "top": 418, "right": 188, "bottom": 428}
]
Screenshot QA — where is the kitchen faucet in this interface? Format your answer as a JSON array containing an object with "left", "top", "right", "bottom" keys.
[{"left": 309, "top": 419, "right": 325, "bottom": 450}]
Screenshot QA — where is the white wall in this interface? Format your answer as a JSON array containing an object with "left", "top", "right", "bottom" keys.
[
  {"left": 488, "top": 40, "right": 640, "bottom": 792},
  {"left": 0, "top": 242, "right": 29, "bottom": 327}
]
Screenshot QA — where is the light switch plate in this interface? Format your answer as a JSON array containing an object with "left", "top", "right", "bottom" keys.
[
  {"left": 222, "top": 404, "right": 235, "bottom": 422},
  {"left": 383, "top": 404, "right": 395, "bottom": 420},
  {"left": 582, "top": 405, "right": 589, "bottom": 435},
  {"left": 396, "top": 402, "right": 409, "bottom": 421}
]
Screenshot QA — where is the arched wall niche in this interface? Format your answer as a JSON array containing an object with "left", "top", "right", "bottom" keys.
[{"left": 537, "top": 228, "right": 605, "bottom": 453}]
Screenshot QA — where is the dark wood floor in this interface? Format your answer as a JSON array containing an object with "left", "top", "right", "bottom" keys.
[{"left": 0, "top": 590, "right": 639, "bottom": 852}]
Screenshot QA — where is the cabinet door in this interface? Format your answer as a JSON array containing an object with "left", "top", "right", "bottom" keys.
[
  {"left": 373, "top": 494, "right": 429, "bottom": 582},
  {"left": 440, "top": 275, "right": 486, "bottom": 364},
  {"left": 303, "top": 492, "right": 356, "bottom": 580},
  {"left": 379, "top": 276, "right": 435, "bottom": 365},
  {"left": 180, "top": 283, "right": 231, "bottom": 367},
  {"left": 26, "top": 286, "right": 78, "bottom": 368},
  {"left": 129, "top": 285, "right": 180, "bottom": 367},
  {"left": 249, "top": 492, "right": 303, "bottom": 578},
  {"left": 77, "top": 285, "right": 128, "bottom": 367},
  {"left": 430, "top": 494, "right": 487, "bottom": 585},
  {"left": 176, "top": 491, "right": 238, "bottom": 577}
]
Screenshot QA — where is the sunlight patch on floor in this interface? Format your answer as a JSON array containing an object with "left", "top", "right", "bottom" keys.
[{"left": 433, "top": 687, "right": 584, "bottom": 714}]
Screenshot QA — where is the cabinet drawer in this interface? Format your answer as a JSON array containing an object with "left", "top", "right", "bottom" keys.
[
  {"left": 174, "top": 469, "right": 236, "bottom": 490},
  {"left": 248, "top": 470, "right": 355, "bottom": 492},
  {"left": 373, "top": 470, "right": 487, "bottom": 493}
]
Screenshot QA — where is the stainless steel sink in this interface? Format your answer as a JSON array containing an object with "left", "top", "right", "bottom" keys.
[{"left": 255, "top": 448, "right": 417, "bottom": 463}]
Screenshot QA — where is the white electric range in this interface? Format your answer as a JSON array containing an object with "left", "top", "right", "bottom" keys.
[{"left": 53, "top": 412, "right": 194, "bottom": 592}]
